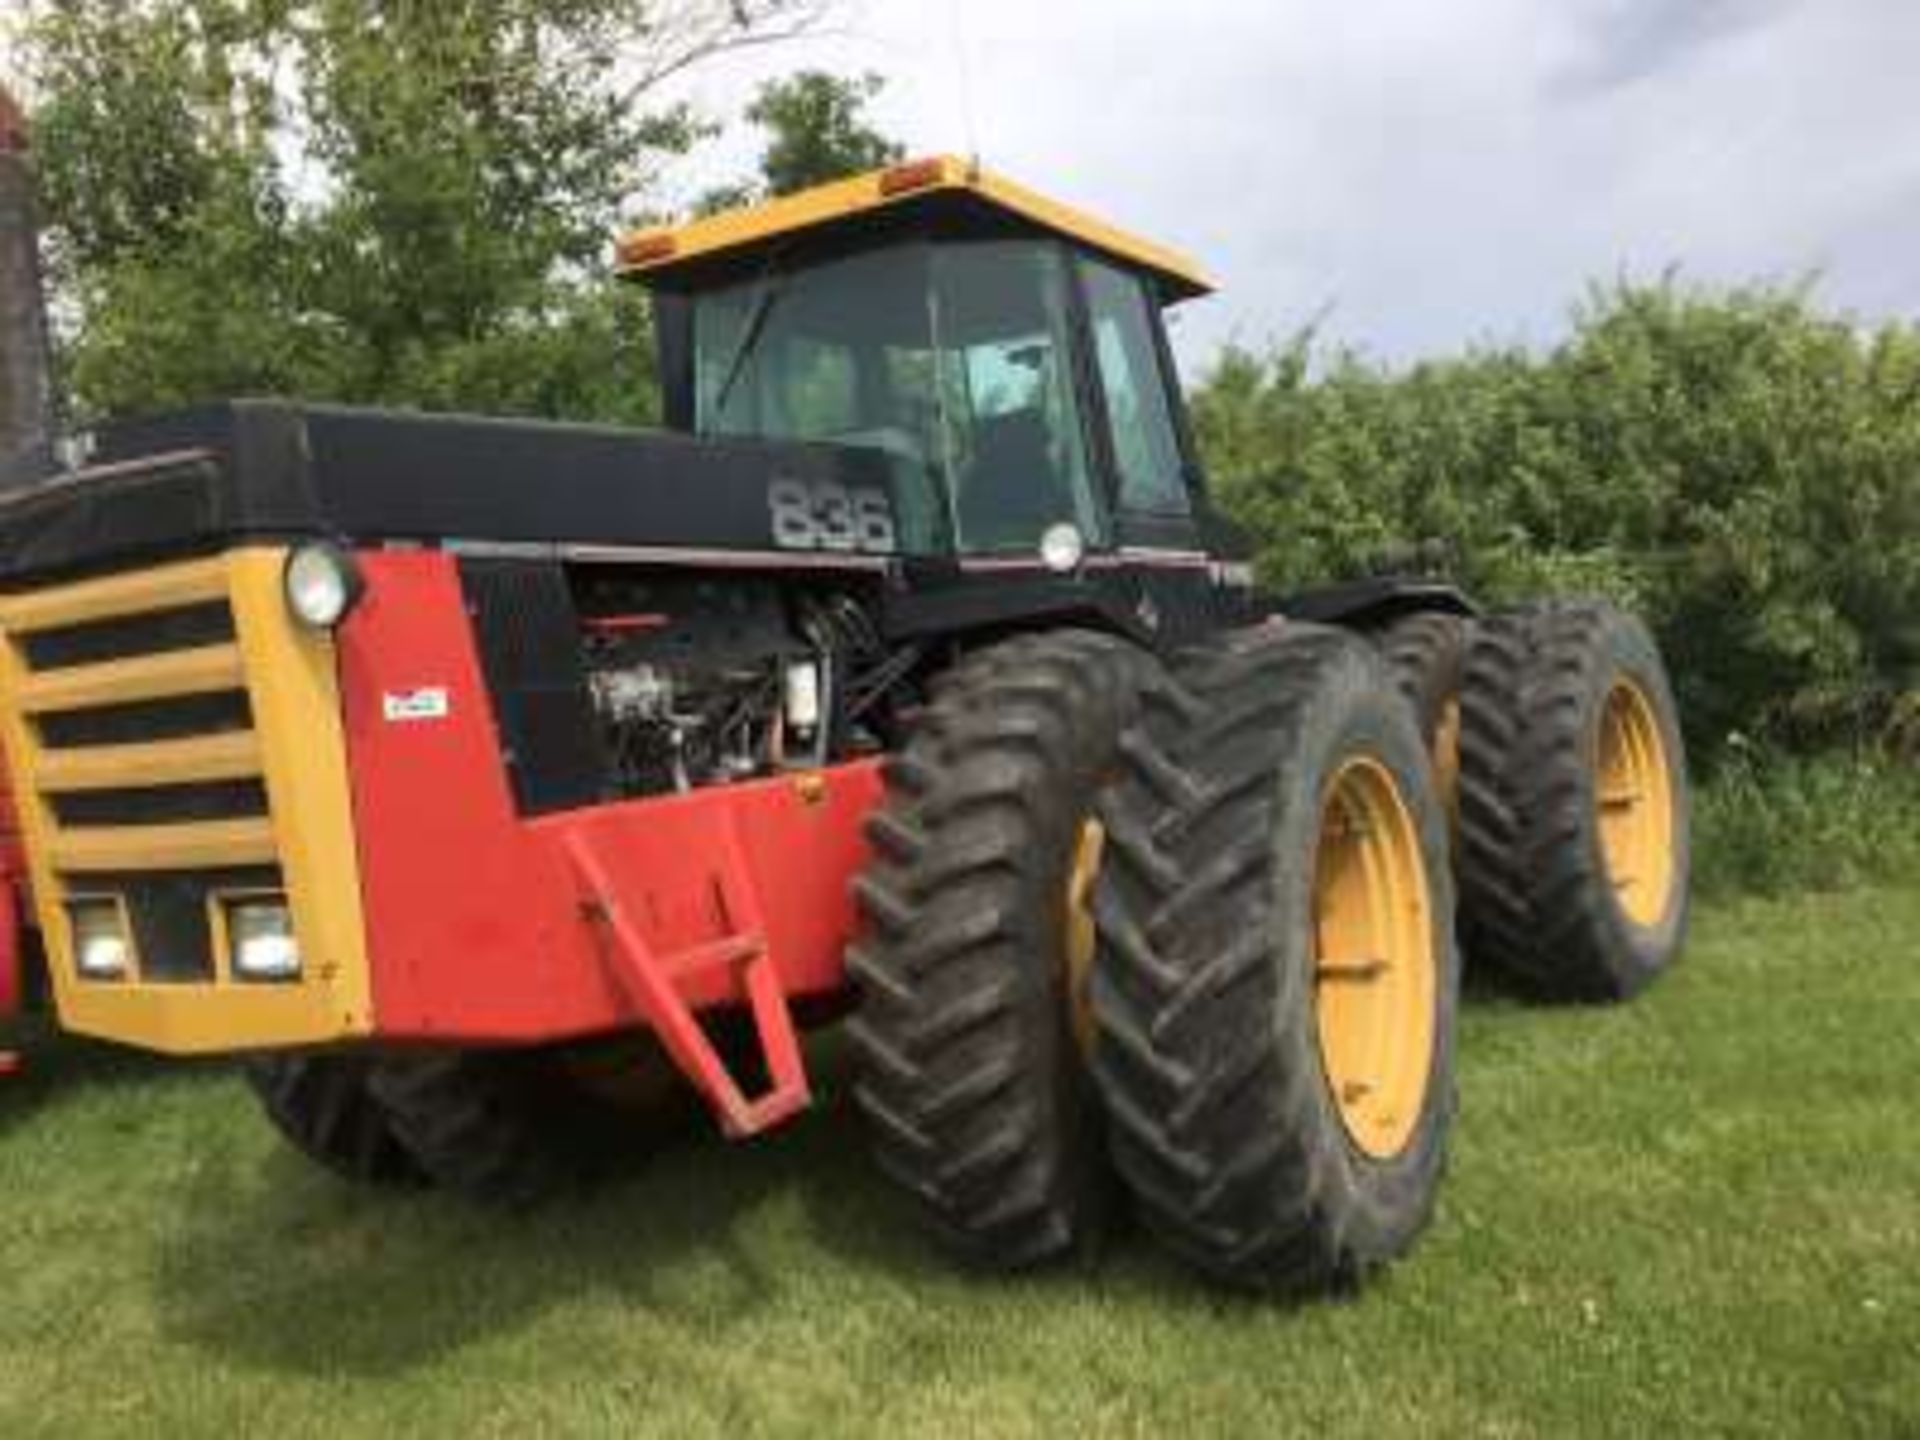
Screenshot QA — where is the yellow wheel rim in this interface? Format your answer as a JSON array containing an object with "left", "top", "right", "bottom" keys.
[
  {"left": 1312, "top": 757, "right": 1437, "bottom": 1160},
  {"left": 1596, "top": 679, "right": 1678, "bottom": 928},
  {"left": 1063, "top": 818, "right": 1104, "bottom": 1057}
]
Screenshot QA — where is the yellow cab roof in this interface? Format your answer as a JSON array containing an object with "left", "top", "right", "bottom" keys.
[{"left": 615, "top": 154, "right": 1214, "bottom": 304}]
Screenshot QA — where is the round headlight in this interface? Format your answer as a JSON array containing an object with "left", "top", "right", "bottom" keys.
[
  {"left": 284, "top": 542, "right": 364, "bottom": 628},
  {"left": 1039, "top": 522, "right": 1085, "bottom": 575}
]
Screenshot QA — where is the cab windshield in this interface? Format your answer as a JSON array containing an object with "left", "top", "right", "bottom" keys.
[{"left": 691, "top": 239, "right": 1102, "bottom": 555}]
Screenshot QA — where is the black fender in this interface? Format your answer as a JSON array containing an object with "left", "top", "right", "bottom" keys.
[
  {"left": 1275, "top": 576, "right": 1477, "bottom": 632},
  {"left": 880, "top": 571, "right": 1151, "bottom": 649}
]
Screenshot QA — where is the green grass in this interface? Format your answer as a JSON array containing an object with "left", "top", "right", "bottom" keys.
[{"left": 2, "top": 888, "right": 1916, "bottom": 1438}]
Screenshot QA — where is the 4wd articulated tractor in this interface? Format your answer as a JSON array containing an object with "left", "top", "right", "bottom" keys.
[{"left": 0, "top": 157, "right": 1690, "bottom": 1293}]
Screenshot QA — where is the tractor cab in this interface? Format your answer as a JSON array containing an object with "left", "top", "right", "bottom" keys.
[{"left": 619, "top": 157, "right": 1215, "bottom": 563}]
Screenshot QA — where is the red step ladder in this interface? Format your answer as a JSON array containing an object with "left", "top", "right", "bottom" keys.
[{"left": 562, "top": 820, "right": 810, "bottom": 1138}]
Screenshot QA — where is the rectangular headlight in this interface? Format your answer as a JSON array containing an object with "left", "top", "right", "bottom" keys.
[
  {"left": 225, "top": 897, "right": 300, "bottom": 982},
  {"left": 68, "top": 899, "right": 131, "bottom": 980}
]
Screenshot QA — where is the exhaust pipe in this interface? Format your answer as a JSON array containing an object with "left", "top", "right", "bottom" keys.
[{"left": 0, "top": 84, "right": 55, "bottom": 491}]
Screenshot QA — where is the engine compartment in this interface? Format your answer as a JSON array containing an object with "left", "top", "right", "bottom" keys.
[
  {"left": 575, "top": 573, "right": 828, "bottom": 795},
  {"left": 461, "top": 558, "right": 912, "bottom": 814}
]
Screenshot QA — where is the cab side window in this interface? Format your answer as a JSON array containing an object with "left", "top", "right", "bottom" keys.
[
  {"left": 932, "top": 241, "right": 1103, "bottom": 552},
  {"left": 1080, "top": 258, "right": 1189, "bottom": 515}
]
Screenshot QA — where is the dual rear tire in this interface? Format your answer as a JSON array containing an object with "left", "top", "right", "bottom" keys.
[
  {"left": 850, "top": 602, "right": 1689, "bottom": 1292},
  {"left": 848, "top": 624, "right": 1460, "bottom": 1292},
  {"left": 1091, "top": 626, "right": 1459, "bottom": 1291},
  {"left": 845, "top": 630, "right": 1146, "bottom": 1268},
  {"left": 1376, "top": 601, "right": 1692, "bottom": 1001},
  {"left": 1456, "top": 601, "right": 1691, "bottom": 1000}
]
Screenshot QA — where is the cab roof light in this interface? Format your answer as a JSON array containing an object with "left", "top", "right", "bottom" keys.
[
  {"left": 877, "top": 157, "right": 949, "bottom": 197},
  {"left": 617, "top": 231, "right": 678, "bottom": 267}
]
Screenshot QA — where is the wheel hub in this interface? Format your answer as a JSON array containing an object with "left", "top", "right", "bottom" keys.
[
  {"left": 1596, "top": 679, "right": 1678, "bottom": 928},
  {"left": 1311, "top": 757, "right": 1436, "bottom": 1160}
]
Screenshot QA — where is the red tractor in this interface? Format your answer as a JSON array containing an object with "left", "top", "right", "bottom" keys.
[{"left": 0, "top": 158, "right": 1689, "bottom": 1291}]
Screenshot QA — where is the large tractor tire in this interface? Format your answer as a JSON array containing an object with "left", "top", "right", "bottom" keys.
[
  {"left": 365, "top": 1049, "right": 593, "bottom": 1208},
  {"left": 293, "top": 1027, "right": 749, "bottom": 1207},
  {"left": 846, "top": 629, "right": 1151, "bottom": 1269},
  {"left": 243, "top": 1053, "right": 424, "bottom": 1187},
  {"left": 1457, "top": 600, "right": 1690, "bottom": 1001},
  {"left": 1092, "top": 625, "right": 1458, "bottom": 1294},
  {"left": 1376, "top": 612, "right": 1471, "bottom": 818}
]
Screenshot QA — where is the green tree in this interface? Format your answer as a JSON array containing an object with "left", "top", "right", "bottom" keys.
[
  {"left": 20, "top": 0, "right": 827, "bottom": 422},
  {"left": 0, "top": 82, "right": 56, "bottom": 470},
  {"left": 749, "top": 69, "right": 902, "bottom": 195},
  {"left": 697, "top": 68, "right": 901, "bottom": 213}
]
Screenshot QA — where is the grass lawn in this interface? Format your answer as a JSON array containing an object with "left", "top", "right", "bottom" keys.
[{"left": 1, "top": 886, "right": 1915, "bottom": 1437}]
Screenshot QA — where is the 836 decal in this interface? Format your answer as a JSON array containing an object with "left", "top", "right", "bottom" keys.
[{"left": 769, "top": 478, "right": 896, "bottom": 554}]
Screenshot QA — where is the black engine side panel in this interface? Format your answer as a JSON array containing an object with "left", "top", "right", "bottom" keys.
[{"left": 459, "top": 559, "right": 607, "bottom": 815}]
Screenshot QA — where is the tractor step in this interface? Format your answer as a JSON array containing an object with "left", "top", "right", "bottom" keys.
[{"left": 563, "top": 826, "right": 810, "bottom": 1139}]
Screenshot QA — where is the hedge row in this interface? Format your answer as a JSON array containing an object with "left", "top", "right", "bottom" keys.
[{"left": 1191, "top": 279, "right": 1920, "bottom": 765}]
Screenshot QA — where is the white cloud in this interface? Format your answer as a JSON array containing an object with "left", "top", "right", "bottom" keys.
[{"left": 656, "top": 0, "right": 1920, "bottom": 371}]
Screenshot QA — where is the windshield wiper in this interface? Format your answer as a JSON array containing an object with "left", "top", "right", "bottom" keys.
[{"left": 710, "top": 260, "right": 787, "bottom": 419}]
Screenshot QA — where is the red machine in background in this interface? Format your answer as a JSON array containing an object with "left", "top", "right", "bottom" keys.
[
  {"left": 0, "top": 760, "right": 24, "bottom": 1070},
  {"left": 1, "top": 84, "right": 49, "bottom": 1071}
]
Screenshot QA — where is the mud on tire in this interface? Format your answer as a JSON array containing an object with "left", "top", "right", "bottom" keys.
[
  {"left": 1092, "top": 625, "right": 1459, "bottom": 1294},
  {"left": 846, "top": 629, "right": 1152, "bottom": 1269}
]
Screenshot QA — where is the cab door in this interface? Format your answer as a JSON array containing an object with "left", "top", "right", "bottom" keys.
[{"left": 1074, "top": 255, "right": 1224, "bottom": 641}]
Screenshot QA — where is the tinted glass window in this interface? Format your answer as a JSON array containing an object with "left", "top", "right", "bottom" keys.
[
  {"left": 1081, "top": 258, "right": 1188, "bottom": 514},
  {"left": 693, "top": 244, "right": 946, "bottom": 552},
  {"left": 931, "top": 242, "right": 1101, "bottom": 552},
  {"left": 689, "top": 238, "right": 1103, "bottom": 555}
]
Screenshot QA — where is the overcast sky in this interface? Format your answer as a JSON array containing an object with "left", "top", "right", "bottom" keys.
[{"left": 657, "top": 0, "right": 1920, "bottom": 374}]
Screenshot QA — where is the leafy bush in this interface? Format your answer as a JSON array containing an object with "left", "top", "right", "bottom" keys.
[
  {"left": 1192, "top": 279, "right": 1920, "bottom": 763},
  {"left": 1694, "top": 748, "right": 1920, "bottom": 897}
]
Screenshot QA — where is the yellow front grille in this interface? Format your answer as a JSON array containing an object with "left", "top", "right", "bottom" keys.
[{"left": 0, "top": 548, "right": 374, "bottom": 1053}]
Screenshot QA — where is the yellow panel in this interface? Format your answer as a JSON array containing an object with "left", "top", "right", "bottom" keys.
[
  {"left": 0, "top": 630, "right": 65, "bottom": 1025},
  {"left": 224, "top": 547, "right": 374, "bottom": 1038},
  {"left": 0, "top": 546, "right": 378, "bottom": 1052},
  {"left": 970, "top": 166, "right": 1214, "bottom": 298},
  {"left": 54, "top": 984, "right": 374, "bottom": 1056},
  {"left": 15, "top": 643, "right": 244, "bottom": 713},
  {"left": 0, "top": 554, "right": 229, "bottom": 633},
  {"left": 49, "top": 818, "right": 278, "bottom": 873},
  {"left": 34, "top": 731, "right": 262, "bottom": 793},
  {"left": 616, "top": 154, "right": 1214, "bottom": 301}
]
